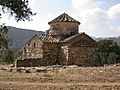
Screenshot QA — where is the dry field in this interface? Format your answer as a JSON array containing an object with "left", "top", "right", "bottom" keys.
[{"left": 0, "top": 65, "right": 120, "bottom": 90}]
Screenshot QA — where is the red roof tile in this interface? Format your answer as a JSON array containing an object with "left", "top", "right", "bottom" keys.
[
  {"left": 38, "top": 35, "right": 60, "bottom": 43},
  {"left": 48, "top": 13, "right": 80, "bottom": 25}
]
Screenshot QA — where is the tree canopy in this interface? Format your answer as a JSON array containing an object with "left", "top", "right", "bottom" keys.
[
  {"left": 0, "top": 0, "right": 35, "bottom": 53},
  {"left": 0, "top": 24, "right": 8, "bottom": 53},
  {"left": 96, "top": 39, "right": 120, "bottom": 65},
  {"left": 0, "top": 0, "right": 35, "bottom": 21},
  {"left": 0, "top": 0, "right": 35, "bottom": 64}
]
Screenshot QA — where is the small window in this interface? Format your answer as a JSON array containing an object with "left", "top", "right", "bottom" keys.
[
  {"left": 71, "top": 32, "right": 75, "bottom": 35},
  {"left": 81, "top": 56, "right": 84, "bottom": 58},
  {"left": 33, "top": 42, "right": 36, "bottom": 48}
]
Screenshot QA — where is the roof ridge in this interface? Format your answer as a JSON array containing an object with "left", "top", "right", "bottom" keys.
[
  {"left": 62, "top": 32, "right": 96, "bottom": 45},
  {"left": 48, "top": 13, "right": 80, "bottom": 24}
]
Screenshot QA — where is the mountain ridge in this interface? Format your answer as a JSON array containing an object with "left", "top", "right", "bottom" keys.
[{"left": 7, "top": 26, "right": 45, "bottom": 50}]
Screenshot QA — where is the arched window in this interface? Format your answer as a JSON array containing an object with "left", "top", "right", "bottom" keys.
[{"left": 33, "top": 42, "right": 36, "bottom": 48}]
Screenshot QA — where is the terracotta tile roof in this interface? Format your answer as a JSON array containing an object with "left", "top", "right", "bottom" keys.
[
  {"left": 48, "top": 13, "right": 80, "bottom": 25},
  {"left": 62, "top": 32, "right": 96, "bottom": 46},
  {"left": 38, "top": 35, "right": 60, "bottom": 43},
  {"left": 27, "top": 34, "right": 60, "bottom": 44}
]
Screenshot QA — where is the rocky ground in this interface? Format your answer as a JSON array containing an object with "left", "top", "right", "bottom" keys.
[{"left": 0, "top": 64, "right": 120, "bottom": 90}]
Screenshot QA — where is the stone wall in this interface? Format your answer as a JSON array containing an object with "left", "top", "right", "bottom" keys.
[
  {"left": 15, "top": 58, "right": 46, "bottom": 67},
  {"left": 48, "top": 22, "right": 79, "bottom": 36},
  {"left": 43, "top": 43, "right": 61, "bottom": 65},
  {"left": 59, "top": 45, "right": 69, "bottom": 65},
  {"left": 67, "top": 46, "right": 96, "bottom": 66},
  {"left": 60, "top": 45, "right": 96, "bottom": 66},
  {"left": 25, "top": 35, "right": 43, "bottom": 59}
]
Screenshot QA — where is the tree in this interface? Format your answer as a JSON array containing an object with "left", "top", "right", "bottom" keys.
[
  {"left": 109, "top": 52, "right": 118, "bottom": 64},
  {"left": 96, "top": 40, "right": 120, "bottom": 65},
  {"left": 0, "top": 0, "right": 35, "bottom": 21},
  {"left": 0, "top": 0, "right": 35, "bottom": 63},
  {"left": 0, "top": 24, "right": 8, "bottom": 54},
  {"left": 0, "top": 0, "right": 35, "bottom": 51},
  {"left": 1, "top": 49, "right": 14, "bottom": 64}
]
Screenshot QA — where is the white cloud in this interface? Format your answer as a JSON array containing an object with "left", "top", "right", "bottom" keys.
[
  {"left": 107, "top": 4, "right": 120, "bottom": 19},
  {"left": 116, "top": 26, "right": 120, "bottom": 33},
  {"left": 71, "top": 0, "right": 120, "bottom": 37},
  {"left": 79, "top": 8, "right": 111, "bottom": 36},
  {"left": 72, "top": 0, "right": 99, "bottom": 11},
  {"left": 29, "top": 0, "right": 35, "bottom": 7}
]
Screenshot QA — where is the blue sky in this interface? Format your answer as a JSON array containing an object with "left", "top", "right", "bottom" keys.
[{"left": 0, "top": 0, "right": 120, "bottom": 37}]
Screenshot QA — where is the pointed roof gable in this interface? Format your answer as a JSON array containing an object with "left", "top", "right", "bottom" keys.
[
  {"left": 62, "top": 32, "right": 96, "bottom": 46},
  {"left": 48, "top": 13, "right": 80, "bottom": 25}
]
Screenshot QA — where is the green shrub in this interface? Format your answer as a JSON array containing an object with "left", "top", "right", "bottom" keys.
[
  {"left": 1, "top": 49, "right": 14, "bottom": 64},
  {"left": 96, "top": 40, "right": 120, "bottom": 65}
]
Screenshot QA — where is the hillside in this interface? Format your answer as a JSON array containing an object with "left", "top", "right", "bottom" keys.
[
  {"left": 7, "top": 26, "right": 44, "bottom": 50},
  {"left": 95, "top": 37, "right": 120, "bottom": 45},
  {"left": 105, "top": 37, "right": 120, "bottom": 45}
]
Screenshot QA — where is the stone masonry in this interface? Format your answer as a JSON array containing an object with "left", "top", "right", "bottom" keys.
[{"left": 15, "top": 13, "right": 96, "bottom": 67}]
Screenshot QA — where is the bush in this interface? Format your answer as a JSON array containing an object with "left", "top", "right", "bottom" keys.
[{"left": 1, "top": 49, "right": 14, "bottom": 64}]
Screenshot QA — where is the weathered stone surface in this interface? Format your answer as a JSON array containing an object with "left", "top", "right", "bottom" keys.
[
  {"left": 15, "top": 59, "right": 45, "bottom": 67},
  {"left": 43, "top": 43, "right": 61, "bottom": 65},
  {"left": 48, "top": 22, "right": 79, "bottom": 36},
  {"left": 25, "top": 35, "right": 43, "bottom": 59},
  {"left": 67, "top": 46, "right": 96, "bottom": 66}
]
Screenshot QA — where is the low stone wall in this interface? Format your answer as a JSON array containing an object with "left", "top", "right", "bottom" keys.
[{"left": 15, "top": 58, "right": 46, "bottom": 67}]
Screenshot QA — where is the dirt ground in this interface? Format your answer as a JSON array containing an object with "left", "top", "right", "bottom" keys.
[{"left": 0, "top": 65, "right": 120, "bottom": 90}]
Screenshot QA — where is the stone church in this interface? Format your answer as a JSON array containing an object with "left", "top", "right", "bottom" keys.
[{"left": 16, "top": 13, "right": 96, "bottom": 67}]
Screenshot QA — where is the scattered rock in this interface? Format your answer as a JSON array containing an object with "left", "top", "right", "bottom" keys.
[
  {"left": 35, "top": 68, "right": 47, "bottom": 73},
  {"left": 16, "top": 68, "right": 22, "bottom": 72},
  {"left": 8, "top": 68, "right": 13, "bottom": 72},
  {"left": 10, "top": 64, "right": 15, "bottom": 67},
  {"left": 25, "top": 69, "right": 31, "bottom": 73},
  {"left": 68, "top": 65, "right": 78, "bottom": 68},
  {"left": 0, "top": 68, "right": 7, "bottom": 70}
]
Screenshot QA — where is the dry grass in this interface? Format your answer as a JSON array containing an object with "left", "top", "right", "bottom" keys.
[{"left": 0, "top": 65, "right": 120, "bottom": 90}]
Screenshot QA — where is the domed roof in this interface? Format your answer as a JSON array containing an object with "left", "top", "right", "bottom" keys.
[{"left": 48, "top": 13, "right": 80, "bottom": 25}]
